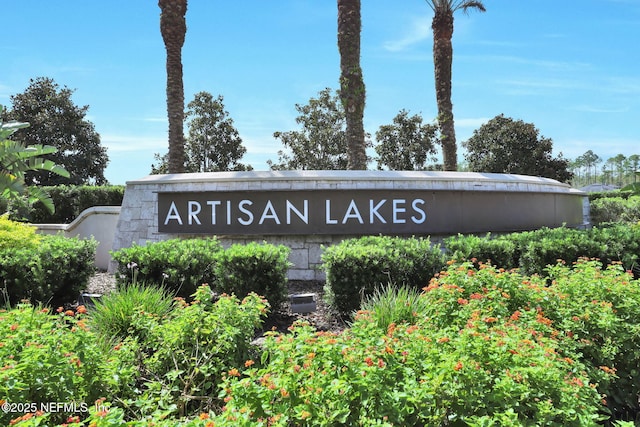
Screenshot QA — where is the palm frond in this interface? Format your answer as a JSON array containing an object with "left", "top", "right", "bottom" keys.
[{"left": 459, "top": 1, "right": 486, "bottom": 14}]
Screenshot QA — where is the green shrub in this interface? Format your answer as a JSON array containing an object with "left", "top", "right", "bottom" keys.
[
  {"left": 444, "top": 232, "right": 518, "bottom": 268},
  {"left": 89, "top": 282, "right": 175, "bottom": 343},
  {"left": 444, "top": 224, "right": 640, "bottom": 279},
  {"left": 321, "top": 235, "right": 445, "bottom": 316},
  {"left": 0, "top": 215, "right": 40, "bottom": 251},
  {"left": 215, "top": 263, "right": 615, "bottom": 426},
  {"left": 518, "top": 227, "right": 606, "bottom": 276},
  {"left": 588, "top": 190, "right": 634, "bottom": 201},
  {"left": 7, "top": 185, "right": 125, "bottom": 224},
  {"left": 0, "top": 303, "right": 120, "bottom": 425},
  {"left": 0, "top": 234, "right": 96, "bottom": 307},
  {"left": 9, "top": 260, "right": 640, "bottom": 426},
  {"left": 213, "top": 242, "right": 290, "bottom": 310},
  {"left": 128, "top": 285, "right": 269, "bottom": 418},
  {"left": 546, "top": 259, "right": 640, "bottom": 421},
  {"left": 590, "top": 195, "right": 640, "bottom": 225},
  {"left": 111, "top": 238, "right": 222, "bottom": 299}
]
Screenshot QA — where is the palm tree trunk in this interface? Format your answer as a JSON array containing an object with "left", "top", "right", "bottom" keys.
[
  {"left": 338, "top": 0, "right": 367, "bottom": 170},
  {"left": 432, "top": 11, "right": 457, "bottom": 171},
  {"left": 159, "top": 0, "right": 187, "bottom": 174}
]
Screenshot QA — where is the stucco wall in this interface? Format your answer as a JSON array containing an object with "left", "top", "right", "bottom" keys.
[{"left": 35, "top": 206, "right": 121, "bottom": 271}]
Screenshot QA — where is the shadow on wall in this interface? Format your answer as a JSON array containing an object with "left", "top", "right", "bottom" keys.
[{"left": 34, "top": 206, "right": 121, "bottom": 271}]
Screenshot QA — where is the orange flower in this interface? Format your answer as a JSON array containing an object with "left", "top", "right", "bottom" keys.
[
  {"left": 300, "top": 410, "right": 312, "bottom": 420},
  {"left": 244, "top": 359, "right": 255, "bottom": 368},
  {"left": 77, "top": 305, "right": 87, "bottom": 314},
  {"left": 95, "top": 408, "right": 109, "bottom": 417},
  {"left": 65, "top": 310, "right": 75, "bottom": 317},
  {"left": 437, "top": 336, "right": 450, "bottom": 344},
  {"left": 510, "top": 311, "right": 521, "bottom": 321},
  {"left": 364, "top": 357, "right": 374, "bottom": 367},
  {"left": 9, "top": 324, "right": 18, "bottom": 331},
  {"left": 56, "top": 306, "right": 64, "bottom": 313},
  {"left": 199, "top": 413, "right": 210, "bottom": 420},
  {"left": 457, "top": 298, "right": 468, "bottom": 305},
  {"left": 599, "top": 366, "right": 616, "bottom": 375},
  {"left": 228, "top": 368, "right": 240, "bottom": 377},
  {"left": 384, "top": 345, "right": 394, "bottom": 354},
  {"left": 454, "top": 361, "right": 463, "bottom": 371},
  {"left": 280, "top": 388, "right": 290, "bottom": 398},
  {"left": 205, "top": 422, "right": 215, "bottom": 427}
]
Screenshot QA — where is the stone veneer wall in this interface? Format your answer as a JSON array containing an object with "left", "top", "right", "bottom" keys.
[{"left": 111, "top": 171, "right": 588, "bottom": 281}]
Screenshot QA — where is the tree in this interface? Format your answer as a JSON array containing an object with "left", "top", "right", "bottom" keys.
[
  {"left": 268, "top": 88, "right": 370, "bottom": 170},
  {"left": 5, "top": 77, "right": 108, "bottom": 185},
  {"left": 151, "top": 92, "right": 252, "bottom": 173},
  {"left": 576, "top": 150, "right": 601, "bottom": 184},
  {"left": 159, "top": 0, "right": 188, "bottom": 174},
  {"left": 0, "top": 109, "right": 69, "bottom": 214},
  {"left": 337, "top": 0, "right": 367, "bottom": 170},
  {"left": 463, "top": 114, "right": 573, "bottom": 183},
  {"left": 610, "top": 153, "right": 626, "bottom": 187},
  {"left": 627, "top": 154, "right": 640, "bottom": 183},
  {"left": 375, "top": 110, "right": 438, "bottom": 170},
  {"left": 425, "top": 0, "right": 485, "bottom": 171}
]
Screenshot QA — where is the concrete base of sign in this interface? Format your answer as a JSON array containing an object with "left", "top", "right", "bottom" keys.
[{"left": 111, "top": 171, "right": 588, "bottom": 281}]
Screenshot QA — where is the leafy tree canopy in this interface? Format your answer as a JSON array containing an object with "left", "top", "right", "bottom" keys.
[
  {"left": 463, "top": 114, "right": 573, "bottom": 183},
  {"left": 375, "top": 109, "right": 439, "bottom": 171},
  {"left": 3, "top": 77, "right": 108, "bottom": 185},
  {"left": 152, "top": 92, "right": 252, "bottom": 174},
  {"left": 268, "top": 88, "right": 371, "bottom": 170}
]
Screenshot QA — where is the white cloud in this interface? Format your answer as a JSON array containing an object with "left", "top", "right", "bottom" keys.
[
  {"left": 139, "top": 117, "right": 167, "bottom": 123},
  {"left": 101, "top": 134, "right": 166, "bottom": 153},
  {"left": 455, "top": 117, "right": 490, "bottom": 129},
  {"left": 383, "top": 16, "right": 431, "bottom": 52}
]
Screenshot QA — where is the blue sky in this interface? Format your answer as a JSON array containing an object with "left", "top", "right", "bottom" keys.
[{"left": 2, "top": 0, "right": 639, "bottom": 185}]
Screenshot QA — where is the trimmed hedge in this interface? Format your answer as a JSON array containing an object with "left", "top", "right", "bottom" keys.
[
  {"left": 444, "top": 223, "right": 640, "bottom": 277},
  {"left": 112, "top": 238, "right": 223, "bottom": 299},
  {"left": 111, "top": 239, "right": 291, "bottom": 309},
  {"left": 590, "top": 195, "right": 640, "bottom": 225},
  {"left": 6, "top": 185, "right": 124, "bottom": 223},
  {"left": 213, "top": 242, "right": 290, "bottom": 310},
  {"left": 321, "top": 235, "right": 445, "bottom": 315},
  {"left": 0, "top": 234, "right": 96, "bottom": 307}
]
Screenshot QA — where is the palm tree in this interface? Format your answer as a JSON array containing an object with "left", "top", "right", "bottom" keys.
[
  {"left": 159, "top": 0, "right": 188, "bottom": 174},
  {"left": 337, "top": 0, "right": 367, "bottom": 170},
  {"left": 426, "top": 0, "right": 485, "bottom": 171}
]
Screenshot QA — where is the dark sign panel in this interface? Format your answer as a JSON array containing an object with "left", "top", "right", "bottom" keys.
[
  {"left": 158, "top": 190, "right": 430, "bottom": 235},
  {"left": 157, "top": 189, "right": 584, "bottom": 235}
]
